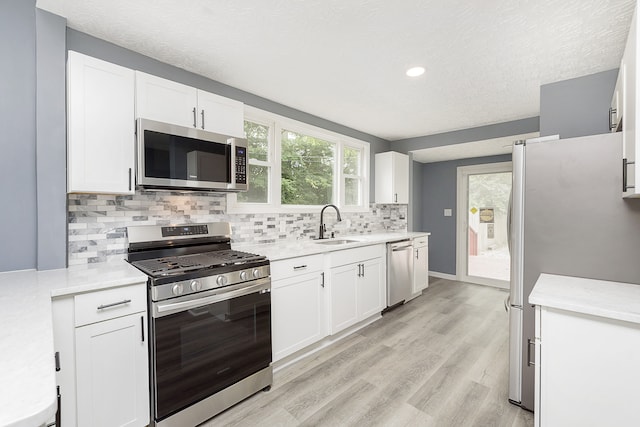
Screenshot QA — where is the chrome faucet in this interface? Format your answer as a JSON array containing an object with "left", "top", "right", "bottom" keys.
[{"left": 318, "top": 204, "right": 342, "bottom": 239}]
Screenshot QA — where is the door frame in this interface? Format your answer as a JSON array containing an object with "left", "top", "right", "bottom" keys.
[{"left": 456, "top": 161, "right": 512, "bottom": 288}]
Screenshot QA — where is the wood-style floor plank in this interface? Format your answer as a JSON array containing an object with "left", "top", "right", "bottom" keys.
[{"left": 200, "top": 278, "right": 533, "bottom": 427}]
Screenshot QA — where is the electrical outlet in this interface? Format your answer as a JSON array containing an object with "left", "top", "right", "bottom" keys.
[{"left": 444, "top": 208, "right": 452, "bottom": 217}]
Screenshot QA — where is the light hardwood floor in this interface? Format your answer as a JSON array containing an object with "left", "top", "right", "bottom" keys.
[{"left": 201, "top": 277, "right": 534, "bottom": 426}]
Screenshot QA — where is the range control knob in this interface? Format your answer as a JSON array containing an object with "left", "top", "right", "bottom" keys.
[
  {"left": 190, "top": 280, "right": 202, "bottom": 292},
  {"left": 172, "top": 284, "right": 184, "bottom": 296},
  {"left": 252, "top": 268, "right": 261, "bottom": 278},
  {"left": 216, "top": 275, "right": 228, "bottom": 287},
  {"left": 240, "top": 271, "right": 249, "bottom": 281}
]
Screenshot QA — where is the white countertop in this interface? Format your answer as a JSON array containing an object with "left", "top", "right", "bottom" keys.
[
  {"left": 0, "top": 261, "right": 147, "bottom": 427},
  {"left": 529, "top": 274, "right": 640, "bottom": 325},
  {"left": 0, "top": 231, "right": 429, "bottom": 426},
  {"left": 235, "top": 232, "right": 430, "bottom": 261}
]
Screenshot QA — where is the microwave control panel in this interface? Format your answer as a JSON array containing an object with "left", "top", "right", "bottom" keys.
[{"left": 235, "top": 146, "right": 247, "bottom": 184}]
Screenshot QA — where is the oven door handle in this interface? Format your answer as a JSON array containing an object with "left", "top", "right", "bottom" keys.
[{"left": 153, "top": 279, "right": 271, "bottom": 318}]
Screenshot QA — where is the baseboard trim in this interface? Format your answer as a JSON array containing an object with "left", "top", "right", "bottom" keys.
[{"left": 428, "top": 271, "right": 457, "bottom": 280}]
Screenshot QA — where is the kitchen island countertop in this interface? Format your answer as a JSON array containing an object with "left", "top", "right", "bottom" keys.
[{"left": 529, "top": 273, "right": 640, "bottom": 324}]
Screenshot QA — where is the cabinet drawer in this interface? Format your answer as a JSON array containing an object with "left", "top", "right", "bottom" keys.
[
  {"left": 271, "top": 254, "right": 324, "bottom": 281},
  {"left": 329, "top": 244, "right": 383, "bottom": 268},
  {"left": 413, "top": 237, "right": 428, "bottom": 247},
  {"left": 75, "top": 283, "right": 146, "bottom": 327}
]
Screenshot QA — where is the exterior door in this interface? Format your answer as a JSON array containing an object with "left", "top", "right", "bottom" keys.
[{"left": 457, "top": 162, "right": 512, "bottom": 288}]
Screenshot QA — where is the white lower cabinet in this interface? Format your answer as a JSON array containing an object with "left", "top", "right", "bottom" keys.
[
  {"left": 535, "top": 305, "right": 640, "bottom": 427},
  {"left": 272, "top": 271, "right": 326, "bottom": 362},
  {"left": 412, "top": 236, "right": 429, "bottom": 296},
  {"left": 328, "top": 245, "right": 385, "bottom": 335},
  {"left": 271, "top": 254, "right": 326, "bottom": 362},
  {"left": 76, "top": 313, "right": 149, "bottom": 427},
  {"left": 52, "top": 282, "right": 149, "bottom": 427},
  {"left": 329, "top": 264, "right": 359, "bottom": 333}
]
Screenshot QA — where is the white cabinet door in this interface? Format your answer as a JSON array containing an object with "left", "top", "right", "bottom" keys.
[
  {"left": 329, "top": 264, "right": 359, "bottom": 334},
  {"left": 197, "top": 90, "right": 245, "bottom": 137},
  {"left": 611, "top": 63, "right": 624, "bottom": 133},
  {"left": 75, "top": 312, "right": 149, "bottom": 427},
  {"left": 413, "top": 245, "right": 429, "bottom": 293},
  {"left": 537, "top": 306, "right": 640, "bottom": 427},
  {"left": 135, "top": 71, "right": 198, "bottom": 127},
  {"left": 272, "top": 272, "right": 325, "bottom": 361},
  {"left": 67, "top": 51, "right": 135, "bottom": 194},
  {"left": 357, "top": 257, "right": 384, "bottom": 319},
  {"left": 375, "top": 151, "right": 409, "bottom": 204},
  {"left": 623, "top": 7, "right": 639, "bottom": 198}
]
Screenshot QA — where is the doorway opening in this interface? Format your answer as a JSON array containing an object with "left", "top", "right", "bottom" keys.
[{"left": 456, "top": 162, "right": 512, "bottom": 288}]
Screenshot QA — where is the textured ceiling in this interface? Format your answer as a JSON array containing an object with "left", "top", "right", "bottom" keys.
[{"left": 37, "top": 0, "right": 636, "bottom": 141}]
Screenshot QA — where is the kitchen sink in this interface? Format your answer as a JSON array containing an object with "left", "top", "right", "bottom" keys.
[{"left": 314, "top": 239, "right": 358, "bottom": 245}]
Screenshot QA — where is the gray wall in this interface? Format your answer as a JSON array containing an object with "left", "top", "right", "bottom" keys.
[
  {"left": 419, "top": 154, "right": 512, "bottom": 275},
  {"left": 66, "top": 30, "right": 391, "bottom": 199},
  {"left": 540, "top": 69, "right": 618, "bottom": 139},
  {"left": 0, "top": 0, "right": 38, "bottom": 272},
  {"left": 36, "top": 9, "right": 67, "bottom": 270},
  {"left": 410, "top": 159, "right": 423, "bottom": 232}
]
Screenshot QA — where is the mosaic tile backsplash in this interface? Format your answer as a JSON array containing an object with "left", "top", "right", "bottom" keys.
[{"left": 68, "top": 191, "right": 407, "bottom": 265}]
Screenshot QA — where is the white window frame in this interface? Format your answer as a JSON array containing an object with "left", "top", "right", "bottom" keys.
[{"left": 227, "top": 106, "right": 370, "bottom": 214}]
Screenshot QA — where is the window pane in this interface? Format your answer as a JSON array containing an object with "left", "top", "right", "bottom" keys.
[
  {"left": 237, "top": 164, "right": 269, "bottom": 203},
  {"left": 281, "top": 130, "right": 334, "bottom": 205},
  {"left": 244, "top": 121, "right": 269, "bottom": 162},
  {"left": 345, "top": 177, "right": 360, "bottom": 206},
  {"left": 343, "top": 147, "right": 361, "bottom": 175}
]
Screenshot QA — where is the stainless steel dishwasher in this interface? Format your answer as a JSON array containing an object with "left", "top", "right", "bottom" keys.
[{"left": 385, "top": 239, "right": 414, "bottom": 312}]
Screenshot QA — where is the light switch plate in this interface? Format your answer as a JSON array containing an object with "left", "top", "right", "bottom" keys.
[{"left": 444, "top": 209, "right": 452, "bottom": 217}]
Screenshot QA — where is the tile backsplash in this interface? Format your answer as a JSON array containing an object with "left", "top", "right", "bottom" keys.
[{"left": 68, "top": 191, "right": 407, "bottom": 265}]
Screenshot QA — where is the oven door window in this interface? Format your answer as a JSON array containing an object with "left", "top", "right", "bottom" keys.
[
  {"left": 153, "top": 290, "right": 271, "bottom": 421},
  {"left": 144, "top": 130, "right": 231, "bottom": 183}
]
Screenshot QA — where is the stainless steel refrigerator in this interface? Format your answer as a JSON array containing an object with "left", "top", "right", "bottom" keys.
[{"left": 508, "top": 132, "right": 640, "bottom": 411}]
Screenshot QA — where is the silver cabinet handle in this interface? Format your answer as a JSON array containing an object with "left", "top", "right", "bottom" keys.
[
  {"left": 321, "top": 272, "right": 325, "bottom": 288},
  {"left": 97, "top": 299, "right": 131, "bottom": 310},
  {"left": 623, "top": 158, "right": 635, "bottom": 192},
  {"left": 416, "top": 248, "right": 419, "bottom": 259},
  {"left": 192, "top": 107, "right": 197, "bottom": 128},
  {"left": 527, "top": 338, "right": 535, "bottom": 367},
  {"left": 128, "top": 168, "right": 132, "bottom": 191},
  {"left": 394, "top": 193, "right": 398, "bottom": 203},
  {"left": 293, "top": 265, "right": 308, "bottom": 270},
  {"left": 362, "top": 263, "right": 365, "bottom": 277},
  {"left": 201, "top": 109, "right": 205, "bottom": 129},
  {"left": 140, "top": 315, "right": 145, "bottom": 342},
  {"left": 609, "top": 107, "right": 617, "bottom": 131}
]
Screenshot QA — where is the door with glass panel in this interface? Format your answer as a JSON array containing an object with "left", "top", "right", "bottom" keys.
[{"left": 458, "top": 162, "right": 512, "bottom": 288}]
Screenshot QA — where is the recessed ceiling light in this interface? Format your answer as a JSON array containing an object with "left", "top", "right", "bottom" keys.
[{"left": 406, "top": 66, "right": 425, "bottom": 77}]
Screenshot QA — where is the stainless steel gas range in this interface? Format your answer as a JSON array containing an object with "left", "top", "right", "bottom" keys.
[{"left": 126, "top": 222, "right": 272, "bottom": 427}]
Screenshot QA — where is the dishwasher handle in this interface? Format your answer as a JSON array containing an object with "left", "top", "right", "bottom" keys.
[{"left": 391, "top": 245, "right": 413, "bottom": 252}]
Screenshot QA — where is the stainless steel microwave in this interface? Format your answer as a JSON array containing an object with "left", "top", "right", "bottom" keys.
[{"left": 136, "top": 119, "right": 247, "bottom": 192}]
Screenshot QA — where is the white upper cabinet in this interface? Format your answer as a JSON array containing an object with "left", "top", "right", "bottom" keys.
[
  {"left": 135, "top": 71, "right": 245, "bottom": 138},
  {"left": 135, "top": 71, "right": 197, "bottom": 128},
  {"left": 615, "top": 5, "right": 639, "bottom": 198},
  {"left": 375, "top": 151, "right": 409, "bottom": 204},
  {"left": 67, "top": 51, "right": 135, "bottom": 194},
  {"left": 197, "top": 90, "right": 245, "bottom": 137}
]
